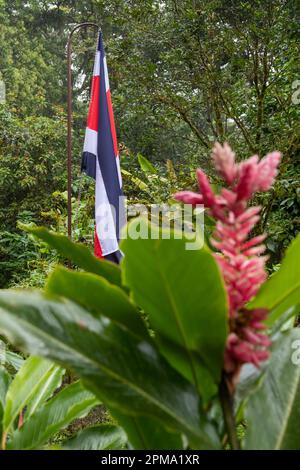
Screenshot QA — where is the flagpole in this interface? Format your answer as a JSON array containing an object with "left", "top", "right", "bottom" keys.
[{"left": 67, "top": 22, "right": 99, "bottom": 239}]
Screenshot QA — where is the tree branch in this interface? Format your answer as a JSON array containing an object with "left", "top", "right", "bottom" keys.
[{"left": 157, "top": 95, "right": 210, "bottom": 148}]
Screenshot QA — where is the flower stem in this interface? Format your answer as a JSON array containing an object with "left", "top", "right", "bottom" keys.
[
  {"left": 1, "top": 431, "right": 7, "bottom": 450},
  {"left": 219, "top": 373, "right": 240, "bottom": 450}
]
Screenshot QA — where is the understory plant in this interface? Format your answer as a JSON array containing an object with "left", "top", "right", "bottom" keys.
[
  {"left": 0, "top": 355, "right": 126, "bottom": 450},
  {"left": 0, "top": 143, "right": 299, "bottom": 449}
]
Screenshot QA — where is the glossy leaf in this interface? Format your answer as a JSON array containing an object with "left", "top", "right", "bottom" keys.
[
  {"left": 63, "top": 424, "right": 127, "bottom": 450},
  {"left": 234, "top": 363, "right": 264, "bottom": 420},
  {"left": 3, "top": 356, "right": 60, "bottom": 434},
  {"left": 111, "top": 409, "right": 183, "bottom": 450},
  {"left": 270, "top": 304, "right": 300, "bottom": 336},
  {"left": 46, "top": 266, "right": 147, "bottom": 338},
  {"left": 8, "top": 381, "right": 98, "bottom": 450},
  {"left": 0, "top": 368, "right": 10, "bottom": 438},
  {"left": 0, "top": 290, "right": 220, "bottom": 449},
  {"left": 245, "top": 329, "right": 300, "bottom": 449},
  {"left": 21, "top": 224, "right": 122, "bottom": 288},
  {"left": 0, "top": 369, "right": 10, "bottom": 410},
  {"left": 0, "top": 340, "right": 24, "bottom": 371},
  {"left": 4, "top": 351, "right": 24, "bottom": 371},
  {"left": 122, "top": 218, "right": 228, "bottom": 399},
  {"left": 25, "top": 365, "right": 65, "bottom": 418},
  {"left": 249, "top": 235, "right": 300, "bottom": 326}
]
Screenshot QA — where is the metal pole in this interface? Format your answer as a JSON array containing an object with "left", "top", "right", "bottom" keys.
[{"left": 67, "top": 22, "right": 99, "bottom": 239}]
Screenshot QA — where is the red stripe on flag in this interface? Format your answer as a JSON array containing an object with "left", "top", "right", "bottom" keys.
[
  {"left": 87, "top": 76, "right": 100, "bottom": 132},
  {"left": 94, "top": 229, "right": 103, "bottom": 258},
  {"left": 106, "top": 90, "right": 118, "bottom": 157}
]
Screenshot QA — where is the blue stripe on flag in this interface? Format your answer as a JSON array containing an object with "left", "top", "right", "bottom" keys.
[{"left": 97, "top": 33, "right": 124, "bottom": 240}]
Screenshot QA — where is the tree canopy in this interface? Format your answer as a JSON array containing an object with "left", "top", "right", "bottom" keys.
[{"left": 0, "top": 0, "right": 299, "bottom": 286}]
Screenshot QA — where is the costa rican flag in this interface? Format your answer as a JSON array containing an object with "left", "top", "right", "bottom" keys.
[{"left": 81, "top": 32, "right": 125, "bottom": 263}]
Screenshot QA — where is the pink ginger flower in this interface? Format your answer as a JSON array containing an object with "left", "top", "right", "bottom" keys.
[{"left": 175, "top": 143, "right": 281, "bottom": 388}]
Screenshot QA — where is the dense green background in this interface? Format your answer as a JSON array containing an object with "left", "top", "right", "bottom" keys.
[{"left": 0, "top": 0, "right": 299, "bottom": 287}]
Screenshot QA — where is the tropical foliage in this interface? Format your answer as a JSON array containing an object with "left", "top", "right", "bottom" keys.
[
  {"left": 0, "top": 0, "right": 299, "bottom": 452},
  {"left": 1, "top": 0, "right": 299, "bottom": 288},
  {"left": 0, "top": 355, "right": 127, "bottom": 450},
  {"left": 0, "top": 212, "right": 299, "bottom": 449}
]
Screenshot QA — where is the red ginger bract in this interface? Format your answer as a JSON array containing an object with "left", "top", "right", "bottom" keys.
[{"left": 175, "top": 143, "right": 281, "bottom": 386}]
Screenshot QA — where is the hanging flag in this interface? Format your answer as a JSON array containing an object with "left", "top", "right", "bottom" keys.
[{"left": 81, "top": 32, "right": 125, "bottom": 263}]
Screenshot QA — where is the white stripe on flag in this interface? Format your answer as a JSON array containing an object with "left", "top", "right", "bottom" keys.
[
  {"left": 93, "top": 51, "right": 101, "bottom": 77},
  {"left": 83, "top": 127, "right": 98, "bottom": 156},
  {"left": 95, "top": 158, "right": 120, "bottom": 256},
  {"left": 116, "top": 155, "right": 122, "bottom": 188},
  {"left": 103, "top": 56, "right": 110, "bottom": 92}
]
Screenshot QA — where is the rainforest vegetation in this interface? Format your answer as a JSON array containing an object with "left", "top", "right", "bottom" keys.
[{"left": 0, "top": 0, "right": 299, "bottom": 452}]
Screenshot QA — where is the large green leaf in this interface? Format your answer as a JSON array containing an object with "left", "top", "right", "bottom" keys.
[
  {"left": 0, "top": 368, "right": 10, "bottom": 411},
  {"left": 0, "top": 368, "right": 11, "bottom": 439},
  {"left": 3, "top": 356, "right": 60, "bottom": 434},
  {"left": 137, "top": 154, "right": 158, "bottom": 175},
  {"left": 21, "top": 224, "right": 122, "bottom": 288},
  {"left": 111, "top": 409, "right": 183, "bottom": 450},
  {"left": 8, "top": 381, "right": 98, "bottom": 450},
  {"left": 270, "top": 305, "right": 300, "bottom": 336},
  {"left": 46, "top": 267, "right": 147, "bottom": 339},
  {"left": 245, "top": 329, "right": 300, "bottom": 449},
  {"left": 248, "top": 235, "right": 300, "bottom": 326},
  {"left": 234, "top": 364, "right": 265, "bottom": 422},
  {"left": 63, "top": 424, "right": 127, "bottom": 450},
  {"left": 121, "top": 218, "right": 228, "bottom": 399},
  {"left": 3, "top": 351, "right": 24, "bottom": 371},
  {"left": 0, "top": 290, "right": 220, "bottom": 449},
  {"left": 0, "top": 341, "right": 24, "bottom": 371},
  {"left": 25, "top": 365, "right": 64, "bottom": 418}
]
